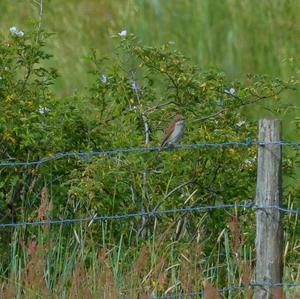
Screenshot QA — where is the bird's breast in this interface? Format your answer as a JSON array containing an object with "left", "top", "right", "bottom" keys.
[{"left": 169, "top": 122, "right": 184, "bottom": 141}]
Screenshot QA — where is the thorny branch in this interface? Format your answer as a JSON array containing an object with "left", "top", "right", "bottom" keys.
[
  {"left": 130, "top": 72, "right": 150, "bottom": 237},
  {"left": 153, "top": 178, "right": 197, "bottom": 212},
  {"left": 224, "top": 86, "right": 287, "bottom": 107},
  {"left": 138, "top": 178, "right": 197, "bottom": 236},
  {"left": 192, "top": 109, "right": 226, "bottom": 123},
  {"left": 21, "top": 0, "right": 44, "bottom": 93},
  {"left": 144, "top": 101, "right": 173, "bottom": 114},
  {"left": 130, "top": 72, "right": 150, "bottom": 145},
  {"left": 193, "top": 86, "right": 287, "bottom": 123},
  {"left": 138, "top": 55, "right": 181, "bottom": 102},
  {"left": 33, "top": 0, "right": 43, "bottom": 33}
]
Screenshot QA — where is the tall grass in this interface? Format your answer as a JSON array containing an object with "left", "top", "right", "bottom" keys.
[
  {"left": 0, "top": 171, "right": 298, "bottom": 296},
  {"left": 0, "top": 198, "right": 299, "bottom": 298}
]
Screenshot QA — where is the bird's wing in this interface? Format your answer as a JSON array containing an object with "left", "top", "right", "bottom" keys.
[{"left": 160, "top": 123, "right": 174, "bottom": 147}]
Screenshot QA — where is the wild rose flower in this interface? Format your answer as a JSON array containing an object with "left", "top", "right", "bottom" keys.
[
  {"left": 9, "top": 26, "right": 17, "bottom": 34},
  {"left": 236, "top": 120, "right": 246, "bottom": 127},
  {"left": 100, "top": 74, "right": 107, "bottom": 83},
  {"left": 38, "top": 106, "right": 51, "bottom": 114},
  {"left": 224, "top": 87, "right": 236, "bottom": 96},
  {"left": 16, "top": 30, "right": 24, "bottom": 37},
  {"left": 118, "top": 30, "right": 127, "bottom": 37},
  {"left": 131, "top": 79, "right": 139, "bottom": 91},
  {"left": 9, "top": 26, "right": 24, "bottom": 37}
]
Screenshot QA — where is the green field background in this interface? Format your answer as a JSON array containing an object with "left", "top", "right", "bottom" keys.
[{"left": 0, "top": 2, "right": 298, "bottom": 86}]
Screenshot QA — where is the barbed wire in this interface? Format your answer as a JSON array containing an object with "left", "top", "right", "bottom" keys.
[
  {"left": 250, "top": 281, "right": 300, "bottom": 287},
  {"left": 152, "top": 281, "right": 300, "bottom": 299},
  {"left": 1, "top": 140, "right": 298, "bottom": 297},
  {"left": 1, "top": 139, "right": 300, "bottom": 167},
  {"left": 0, "top": 201, "right": 299, "bottom": 228},
  {"left": 0, "top": 122, "right": 298, "bottom": 293}
]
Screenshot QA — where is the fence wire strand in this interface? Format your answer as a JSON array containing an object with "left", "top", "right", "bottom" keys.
[
  {"left": 0, "top": 201, "right": 299, "bottom": 228},
  {"left": 152, "top": 281, "right": 300, "bottom": 299},
  {"left": 1, "top": 139, "right": 300, "bottom": 167}
]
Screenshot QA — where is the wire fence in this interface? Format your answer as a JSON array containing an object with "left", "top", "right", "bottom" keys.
[
  {"left": 0, "top": 139, "right": 300, "bottom": 228},
  {"left": 0, "top": 139, "right": 299, "bottom": 228},
  {"left": 1, "top": 139, "right": 299, "bottom": 297},
  {"left": 153, "top": 281, "right": 300, "bottom": 299},
  {"left": 1, "top": 139, "right": 300, "bottom": 167}
]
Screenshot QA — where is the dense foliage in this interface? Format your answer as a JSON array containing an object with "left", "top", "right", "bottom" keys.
[
  {"left": 0, "top": 27, "right": 299, "bottom": 297},
  {"left": 1, "top": 28, "right": 296, "bottom": 232}
]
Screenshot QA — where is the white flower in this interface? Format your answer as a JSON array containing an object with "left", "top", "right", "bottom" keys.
[
  {"left": 236, "top": 120, "right": 245, "bottom": 127},
  {"left": 9, "top": 26, "right": 17, "bottom": 34},
  {"left": 16, "top": 31, "right": 24, "bottom": 37},
  {"left": 244, "top": 158, "right": 254, "bottom": 165},
  {"left": 100, "top": 74, "right": 107, "bottom": 83},
  {"left": 118, "top": 30, "right": 127, "bottom": 37},
  {"left": 9, "top": 26, "right": 24, "bottom": 37},
  {"left": 38, "top": 106, "right": 51, "bottom": 114},
  {"left": 131, "top": 80, "right": 139, "bottom": 91},
  {"left": 129, "top": 105, "right": 137, "bottom": 111},
  {"left": 224, "top": 87, "right": 236, "bottom": 96}
]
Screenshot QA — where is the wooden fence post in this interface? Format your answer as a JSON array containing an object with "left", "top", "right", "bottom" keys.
[{"left": 255, "top": 119, "right": 283, "bottom": 299}]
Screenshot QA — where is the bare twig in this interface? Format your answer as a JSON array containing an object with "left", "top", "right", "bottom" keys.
[
  {"left": 130, "top": 73, "right": 150, "bottom": 145},
  {"left": 144, "top": 101, "right": 174, "bottom": 114},
  {"left": 130, "top": 72, "right": 150, "bottom": 238},
  {"left": 192, "top": 87, "right": 287, "bottom": 124},
  {"left": 32, "top": 0, "right": 43, "bottom": 37},
  {"left": 153, "top": 178, "right": 197, "bottom": 212},
  {"left": 156, "top": 191, "right": 214, "bottom": 245},
  {"left": 192, "top": 109, "right": 226, "bottom": 123},
  {"left": 139, "top": 55, "right": 181, "bottom": 102},
  {"left": 137, "top": 177, "right": 196, "bottom": 237},
  {"left": 21, "top": 1, "right": 43, "bottom": 93},
  {"left": 224, "top": 87, "right": 286, "bottom": 107}
]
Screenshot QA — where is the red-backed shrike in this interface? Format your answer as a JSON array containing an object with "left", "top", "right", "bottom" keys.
[{"left": 160, "top": 114, "right": 185, "bottom": 149}]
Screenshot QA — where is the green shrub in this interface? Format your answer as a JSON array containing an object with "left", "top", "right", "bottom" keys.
[{"left": 0, "top": 27, "right": 297, "bottom": 255}]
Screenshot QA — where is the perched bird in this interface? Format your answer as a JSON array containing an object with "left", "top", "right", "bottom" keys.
[{"left": 160, "top": 114, "right": 185, "bottom": 149}]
